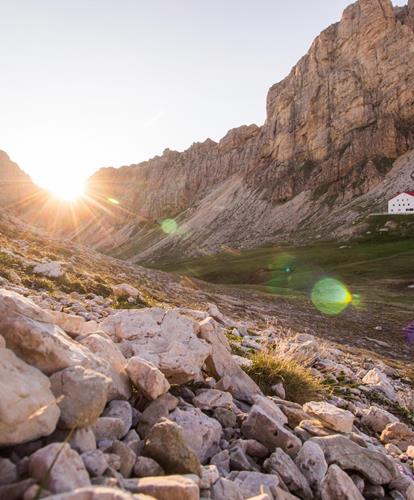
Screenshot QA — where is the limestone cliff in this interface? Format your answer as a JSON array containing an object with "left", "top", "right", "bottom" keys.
[{"left": 2, "top": 0, "right": 414, "bottom": 262}]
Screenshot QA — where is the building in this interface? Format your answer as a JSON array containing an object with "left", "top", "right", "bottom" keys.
[{"left": 388, "top": 192, "right": 414, "bottom": 214}]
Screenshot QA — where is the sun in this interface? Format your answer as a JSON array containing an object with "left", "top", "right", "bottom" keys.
[{"left": 45, "top": 178, "right": 86, "bottom": 202}]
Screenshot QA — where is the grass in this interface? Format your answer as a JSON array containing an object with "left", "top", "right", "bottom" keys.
[{"left": 244, "top": 350, "right": 324, "bottom": 404}]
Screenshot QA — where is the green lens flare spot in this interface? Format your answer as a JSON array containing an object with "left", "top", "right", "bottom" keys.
[
  {"left": 161, "top": 218, "right": 178, "bottom": 234},
  {"left": 311, "top": 278, "right": 352, "bottom": 316},
  {"left": 107, "top": 197, "right": 120, "bottom": 205}
]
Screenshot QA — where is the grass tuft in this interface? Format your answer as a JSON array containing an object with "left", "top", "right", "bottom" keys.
[{"left": 244, "top": 350, "right": 324, "bottom": 404}]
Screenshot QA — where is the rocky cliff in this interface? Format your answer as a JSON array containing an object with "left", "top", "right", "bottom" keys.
[
  {"left": 2, "top": 0, "right": 414, "bottom": 263},
  {"left": 76, "top": 0, "right": 414, "bottom": 263}
]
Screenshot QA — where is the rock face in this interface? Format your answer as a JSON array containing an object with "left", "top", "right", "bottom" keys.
[
  {"left": 100, "top": 308, "right": 211, "bottom": 384},
  {"left": 57, "top": 0, "right": 414, "bottom": 263},
  {"left": 0, "top": 341, "right": 60, "bottom": 446}
]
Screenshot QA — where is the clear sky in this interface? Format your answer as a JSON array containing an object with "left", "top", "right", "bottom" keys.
[{"left": 0, "top": 0, "right": 407, "bottom": 195}]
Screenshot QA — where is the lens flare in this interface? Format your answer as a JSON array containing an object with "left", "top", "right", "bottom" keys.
[
  {"left": 107, "top": 198, "right": 120, "bottom": 205},
  {"left": 160, "top": 218, "right": 177, "bottom": 234},
  {"left": 311, "top": 277, "right": 352, "bottom": 316}
]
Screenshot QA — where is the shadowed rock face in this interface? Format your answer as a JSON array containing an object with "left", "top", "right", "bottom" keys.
[{"left": 2, "top": 0, "right": 414, "bottom": 261}]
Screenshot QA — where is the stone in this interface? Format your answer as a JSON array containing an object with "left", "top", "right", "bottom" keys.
[
  {"left": 123, "top": 429, "right": 141, "bottom": 455},
  {"left": 211, "top": 477, "right": 243, "bottom": 500},
  {"left": 213, "top": 407, "right": 237, "bottom": 428},
  {"left": 134, "top": 457, "right": 165, "bottom": 477},
  {"left": 28, "top": 443, "right": 91, "bottom": 493},
  {"left": 126, "top": 356, "right": 170, "bottom": 400},
  {"left": 48, "top": 311, "right": 98, "bottom": 338},
  {"left": 111, "top": 440, "right": 136, "bottom": 478},
  {"left": 0, "top": 479, "right": 35, "bottom": 500},
  {"left": 227, "top": 471, "right": 280, "bottom": 498},
  {"left": 0, "top": 289, "right": 98, "bottom": 374},
  {"left": 303, "top": 401, "right": 354, "bottom": 433},
  {"left": 362, "top": 368, "right": 397, "bottom": 401},
  {"left": 70, "top": 428, "right": 97, "bottom": 453},
  {"left": 200, "top": 464, "right": 219, "bottom": 489},
  {"left": 100, "top": 308, "right": 211, "bottom": 384},
  {"left": 229, "top": 443, "right": 260, "bottom": 472},
  {"left": 320, "top": 465, "right": 364, "bottom": 500},
  {"left": 92, "top": 418, "right": 126, "bottom": 442},
  {"left": 364, "top": 484, "right": 385, "bottom": 499},
  {"left": 123, "top": 475, "right": 199, "bottom": 500},
  {"left": 263, "top": 449, "right": 313, "bottom": 499},
  {"left": 80, "top": 334, "right": 131, "bottom": 401},
  {"left": 361, "top": 406, "right": 399, "bottom": 433},
  {"left": 0, "top": 343, "right": 59, "bottom": 446},
  {"left": 0, "top": 458, "right": 18, "bottom": 485},
  {"left": 144, "top": 418, "right": 202, "bottom": 476},
  {"left": 294, "top": 440, "right": 328, "bottom": 490},
  {"left": 33, "top": 261, "right": 64, "bottom": 278},
  {"left": 199, "top": 317, "right": 262, "bottom": 403},
  {"left": 50, "top": 365, "right": 110, "bottom": 429},
  {"left": 241, "top": 397, "right": 301, "bottom": 457},
  {"left": 170, "top": 406, "right": 222, "bottom": 463},
  {"left": 380, "top": 422, "right": 414, "bottom": 452},
  {"left": 137, "top": 393, "right": 178, "bottom": 438},
  {"left": 193, "top": 389, "right": 234, "bottom": 411},
  {"left": 81, "top": 450, "right": 108, "bottom": 476},
  {"left": 311, "top": 435, "right": 399, "bottom": 485},
  {"left": 210, "top": 450, "right": 230, "bottom": 476},
  {"left": 103, "top": 400, "right": 132, "bottom": 436},
  {"left": 40, "top": 486, "right": 145, "bottom": 499},
  {"left": 112, "top": 283, "right": 140, "bottom": 298}
]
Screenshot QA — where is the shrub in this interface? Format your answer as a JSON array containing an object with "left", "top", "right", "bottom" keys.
[{"left": 244, "top": 350, "right": 324, "bottom": 404}]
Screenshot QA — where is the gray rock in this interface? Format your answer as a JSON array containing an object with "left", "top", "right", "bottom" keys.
[
  {"left": 133, "top": 456, "right": 165, "bottom": 477},
  {"left": 103, "top": 401, "right": 132, "bottom": 437},
  {"left": 0, "top": 458, "right": 18, "bottom": 485},
  {"left": 92, "top": 417, "right": 126, "bottom": 442},
  {"left": 111, "top": 440, "right": 136, "bottom": 478},
  {"left": 137, "top": 393, "right": 178, "bottom": 438},
  {"left": 210, "top": 450, "right": 230, "bottom": 476},
  {"left": 320, "top": 465, "right": 364, "bottom": 500},
  {"left": 211, "top": 477, "right": 243, "bottom": 500},
  {"left": 264, "top": 448, "right": 313, "bottom": 499},
  {"left": 227, "top": 471, "right": 280, "bottom": 498},
  {"left": 81, "top": 450, "right": 108, "bottom": 476},
  {"left": 144, "top": 418, "right": 201, "bottom": 476},
  {"left": 294, "top": 440, "right": 328, "bottom": 491}
]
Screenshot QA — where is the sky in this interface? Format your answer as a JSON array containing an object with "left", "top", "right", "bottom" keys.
[{"left": 0, "top": 0, "right": 407, "bottom": 196}]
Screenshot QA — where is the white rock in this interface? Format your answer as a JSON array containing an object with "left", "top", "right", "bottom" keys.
[
  {"left": 124, "top": 475, "right": 199, "bottom": 499},
  {"left": 170, "top": 406, "right": 222, "bottom": 463},
  {"left": 29, "top": 443, "right": 91, "bottom": 493},
  {"left": 362, "top": 368, "right": 397, "bottom": 401},
  {"left": 126, "top": 356, "right": 170, "bottom": 400},
  {"left": 49, "top": 311, "right": 98, "bottom": 338},
  {"left": 112, "top": 283, "right": 140, "bottom": 298},
  {"left": 33, "top": 261, "right": 65, "bottom": 278},
  {"left": 193, "top": 389, "right": 234, "bottom": 411},
  {"left": 101, "top": 308, "right": 211, "bottom": 384},
  {"left": 361, "top": 406, "right": 399, "bottom": 433},
  {"left": 303, "top": 401, "right": 354, "bottom": 433},
  {"left": 0, "top": 342, "right": 59, "bottom": 446},
  {"left": 294, "top": 440, "right": 328, "bottom": 490},
  {"left": 35, "top": 486, "right": 138, "bottom": 499}
]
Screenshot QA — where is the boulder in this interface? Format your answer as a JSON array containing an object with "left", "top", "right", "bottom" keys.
[
  {"left": 170, "top": 406, "right": 222, "bottom": 463},
  {"left": 294, "top": 440, "right": 327, "bottom": 490},
  {"left": 303, "top": 401, "right": 354, "bottom": 433},
  {"left": 361, "top": 406, "right": 399, "bottom": 433},
  {"left": 137, "top": 393, "right": 178, "bottom": 438},
  {"left": 133, "top": 457, "right": 165, "bottom": 478},
  {"left": 198, "top": 317, "right": 262, "bottom": 403},
  {"left": 123, "top": 475, "right": 199, "bottom": 500},
  {"left": 92, "top": 418, "right": 126, "bottom": 442},
  {"left": 81, "top": 450, "right": 108, "bottom": 476},
  {"left": 362, "top": 368, "right": 397, "bottom": 401},
  {"left": 28, "top": 443, "right": 91, "bottom": 493},
  {"left": 263, "top": 448, "right": 313, "bottom": 499},
  {"left": 40, "top": 486, "right": 147, "bottom": 499},
  {"left": 0, "top": 289, "right": 98, "bottom": 374},
  {"left": 241, "top": 396, "right": 301, "bottom": 457},
  {"left": 211, "top": 477, "right": 244, "bottom": 500},
  {"left": 48, "top": 311, "right": 98, "bottom": 338},
  {"left": 227, "top": 471, "right": 280, "bottom": 498},
  {"left": 80, "top": 334, "right": 131, "bottom": 401},
  {"left": 126, "top": 357, "right": 170, "bottom": 400},
  {"left": 50, "top": 365, "right": 110, "bottom": 429},
  {"left": 112, "top": 283, "right": 140, "bottom": 298},
  {"left": 193, "top": 389, "right": 234, "bottom": 411},
  {"left": 100, "top": 308, "right": 211, "bottom": 384},
  {"left": 380, "top": 422, "right": 414, "bottom": 452},
  {"left": 311, "top": 435, "right": 399, "bottom": 485},
  {"left": 321, "top": 464, "right": 364, "bottom": 500},
  {"left": 0, "top": 343, "right": 59, "bottom": 446},
  {"left": 33, "top": 261, "right": 64, "bottom": 278},
  {"left": 144, "top": 418, "right": 201, "bottom": 476}
]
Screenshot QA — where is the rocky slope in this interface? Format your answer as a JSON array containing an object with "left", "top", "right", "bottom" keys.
[{"left": 0, "top": 210, "right": 414, "bottom": 499}]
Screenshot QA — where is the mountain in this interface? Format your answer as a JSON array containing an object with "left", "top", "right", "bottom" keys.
[
  {"left": 76, "top": 0, "right": 414, "bottom": 264},
  {"left": 2, "top": 0, "right": 414, "bottom": 264}
]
